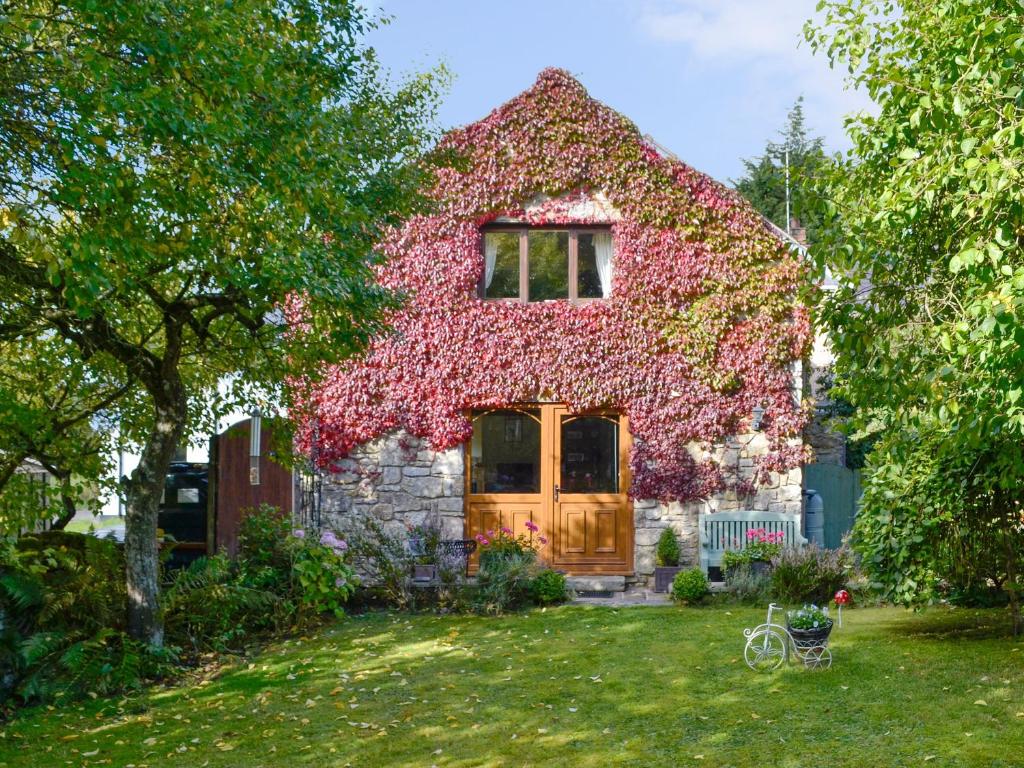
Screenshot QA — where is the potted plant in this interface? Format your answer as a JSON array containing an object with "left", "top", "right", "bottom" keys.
[
  {"left": 786, "top": 604, "right": 834, "bottom": 649},
  {"left": 744, "top": 527, "right": 784, "bottom": 577},
  {"left": 653, "top": 528, "right": 683, "bottom": 593},
  {"left": 407, "top": 516, "right": 443, "bottom": 582}
]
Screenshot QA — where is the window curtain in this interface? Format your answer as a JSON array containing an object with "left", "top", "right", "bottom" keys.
[
  {"left": 593, "top": 232, "right": 613, "bottom": 298},
  {"left": 484, "top": 234, "right": 498, "bottom": 290}
]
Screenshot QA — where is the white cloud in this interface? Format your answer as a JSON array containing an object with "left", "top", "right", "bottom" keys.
[{"left": 633, "top": 0, "right": 873, "bottom": 153}]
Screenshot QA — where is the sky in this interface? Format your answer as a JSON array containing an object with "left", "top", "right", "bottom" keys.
[{"left": 365, "top": 0, "right": 872, "bottom": 185}]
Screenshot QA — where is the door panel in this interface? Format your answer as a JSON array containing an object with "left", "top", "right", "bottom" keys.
[{"left": 551, "top": 407, "right": 633, "bottom": 573}]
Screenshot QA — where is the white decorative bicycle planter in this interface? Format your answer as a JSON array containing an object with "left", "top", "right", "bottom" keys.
[{"left": 743, "top": 603, "right": 833, "bottom": 671}]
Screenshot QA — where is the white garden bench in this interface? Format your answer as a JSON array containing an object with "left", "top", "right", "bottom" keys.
[{"left": 698, "top": 509, "right": 806, "bottom": 576}]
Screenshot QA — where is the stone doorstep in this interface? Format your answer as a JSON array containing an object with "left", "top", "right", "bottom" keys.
[
  {"left": 565, "top": 575, "right": 627, "bottom": 593},
  {"left": 571, "top": 586, "right": 672, "bottom": 606}
]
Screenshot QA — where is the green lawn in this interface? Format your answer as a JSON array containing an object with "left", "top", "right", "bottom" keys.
[{"left": 2, "top": 605, "right": 1022, "bottom": 767}]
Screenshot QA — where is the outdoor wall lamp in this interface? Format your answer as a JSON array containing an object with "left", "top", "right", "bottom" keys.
[
  {"left": 751, "top": 404, "right": 765, "bottom": 432},
  {"left": 249, "top": 408, "right": 262, "bottom": 485}
]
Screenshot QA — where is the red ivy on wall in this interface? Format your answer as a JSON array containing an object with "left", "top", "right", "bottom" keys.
[{"left": 296, "top": 69, "right": 811, "bottom": 502}]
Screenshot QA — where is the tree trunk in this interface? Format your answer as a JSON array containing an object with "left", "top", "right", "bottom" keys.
[
  {"left": 124, "top": 391, "right": 186, "bottom": 647},
  {"left": 50, "top": 475, "right": 78, "bottom": 531}
]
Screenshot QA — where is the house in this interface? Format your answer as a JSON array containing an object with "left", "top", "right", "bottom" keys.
[{"left": 297, "top": 69, "right": 816, "bottom": 586}]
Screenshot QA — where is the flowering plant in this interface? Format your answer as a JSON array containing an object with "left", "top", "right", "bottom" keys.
[
  {"left": 744, "top": 527, "right": 784, "bottom": 562},
  {"left": 475, "top": 520, "right": 547, "bottom": 562},
  {"left": 786, "top": 603, "right": 832, "bottom": 631},
  {"left": 290, "top": 527, "right": 357, "bottom": 617}
]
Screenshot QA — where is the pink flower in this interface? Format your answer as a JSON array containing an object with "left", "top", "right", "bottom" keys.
[
  {"left": 292, "top": 529, "right": 305, "bottom": 539},
  {"left": 500, "top": 526, "right": 512, "bottom": 535},
  {"left": 486, "top": 529, "right": 495, "bottom": 538},
  {"left": 524, "top": 520, "right": 539, "bottom": 533},
  {"left": 538, "top": 535, "right": 548, "bottom": 545}
]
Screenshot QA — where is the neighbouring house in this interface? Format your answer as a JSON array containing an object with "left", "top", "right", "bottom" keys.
[{"left": 296, "top": 69, "right": 822, "bottom": 585}]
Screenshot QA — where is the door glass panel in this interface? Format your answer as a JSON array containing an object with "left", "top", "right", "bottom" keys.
[
  {"left": 528, "top": 231, "right": 568, "bottom": 300},
  {"left": 470, "top": 408, "right": 541, "bottom": 493},
  {"left": 484, "top": 232, "right": 520, "bottom": 299},
  {"left": 560, "top": 415, "right": 619, "bottom": 493}
]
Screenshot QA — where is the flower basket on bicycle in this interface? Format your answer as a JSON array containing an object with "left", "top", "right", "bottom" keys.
[
  {"left": 743, "top": 603, "right": 834, "bottom": 671},
  {"left": 787, "top": 622, "right": 833, "bottom": 650}
]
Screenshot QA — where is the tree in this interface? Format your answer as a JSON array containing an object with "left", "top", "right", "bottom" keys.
[
  {"left": 733, "top": 97, "right": 828, "bottom": 244},
  {"left": 0, "top": 337, "right": 120, "bottom": 531},
  {"left": 0, "top": 1, "right": 444, "bottom": 644},
  {"left": 806, "top": 1, "right": 1024, "bottom": 632}
]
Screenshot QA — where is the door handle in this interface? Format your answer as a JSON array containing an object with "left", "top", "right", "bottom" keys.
[{"left": 554, "top": 483, "right": 560, "bottom": 501}]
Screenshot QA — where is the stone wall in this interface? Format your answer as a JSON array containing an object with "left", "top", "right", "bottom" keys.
[
  {"left": 631, "top": 432, "right": 803, "bottom": 582},
  {"left": 320, "top": 433, "right": 465, "bottom": 542},
  {"left": 321, "top": 429, "right": 803, "bottom": 586}
]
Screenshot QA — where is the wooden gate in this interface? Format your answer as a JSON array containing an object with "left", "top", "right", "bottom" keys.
[
  {"left": 804, "top": 463, "right": 862, "bottom": 549},
  {"left": 212, "top": 418, "right": 294, "bottom": 556}
]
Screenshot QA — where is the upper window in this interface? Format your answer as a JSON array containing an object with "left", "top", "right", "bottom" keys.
[{"left": 482, "top": 228, "right": 613, "bottom": 302}]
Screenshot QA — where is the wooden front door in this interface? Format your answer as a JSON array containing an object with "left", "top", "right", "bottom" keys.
[{"left": 465, "top": 404, "right": 633, "bottom": 575}]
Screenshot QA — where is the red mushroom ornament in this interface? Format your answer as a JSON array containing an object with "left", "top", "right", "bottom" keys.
[{"left": 834, "top": 589, "right": 850, "bottom": 627}]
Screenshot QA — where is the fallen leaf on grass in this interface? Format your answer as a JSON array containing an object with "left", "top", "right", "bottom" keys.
[{"left": 974, "top": 700, "right": 988, "bottom": 706}]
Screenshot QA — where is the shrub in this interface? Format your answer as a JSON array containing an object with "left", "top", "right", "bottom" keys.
[
  {"left": 655, "top": 528, "right": 680, "bottom": 567},
  {"left": 0, "top": 532, "right": 173, "bottom": 704},
  {"left": 163, "top": 555, "right": 281, "bottom": 653},
  {"left": 291, "top": 528, "right": 357, "bottom": 617},
  {"left": 165, "top": 509, "right": 357, "bottom": 652},
  {"left": 770, "top": 545, "right": 852, "bottom": 605},
  {"left": 237, "top": 504, "right": 293, "bottom": 592},
  {"left": 531, "top": 569, "right": 568, "bottom": 605},
  {"left": 721, "top": 550, "right": 750, "bottom": 575},
  {"left": 671, "top": 567, "right": 709, "bottom": 604},
  {"left": 475, "top": 550, "right": 538, "bottom": 614},
  {"left": 347, "top": 516, "right": 419, "bottom": 610},
  {"left": 723, "top": 564, "right": 772, "bottom": 604}
]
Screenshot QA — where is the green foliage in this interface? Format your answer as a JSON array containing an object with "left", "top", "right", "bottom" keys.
[
  {"left": 291, "top": 536, "right": 356, "bottom": 617},
  {"left": 475, "top": 549, "right": 538, "bottom": 614},
  {"left": 0, "top": 0, "right": 446, "bottom": 642},
  {"left": 347, "top": 516, "right": 419, "bottom": 610},
  {"left": 407, "top": 514, "right": 444, "bottom": 565},
  {"left": 530, "top": 569, "right": 568, "bottom": 605},
  {"left": 723, "top": 564, "right": 772, "bottom": 604},
  {"left": 806, "top": 0, "right": 1024, "bottom": 632},
  {"left": 165, "top": 511, "right": 357, "bottom": 653},
  {"left": 655, "top": 528, "right": 680, "bottom": 567},
  {"left": 853, "top": 432, "right": 1024, "bottom": 612},
  {"left": 733, "top": 97, "right": 828, "bottom": 243},
  {"left": 786, "top": 604, "right": 832, "bottom": 631},
  {"left": 0, "top": 532, "right": 173, "bottom": 704},
  {"left": 770, "top": 545, "right": 852, "bottom": 606},
  {"left": 671, "top": 567, "right": 709, "bottom": 605},
  {"left": 721, "top": 550, "right": 750, "bottom": 574},
  {"left": 162, "top": 555, "right": 282, "bottom": 653},
  {"left": 237, "top": 505, "right": 295, "bottom": 593}
]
